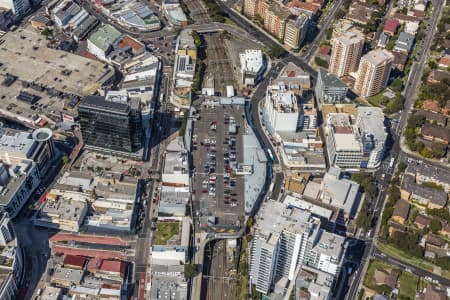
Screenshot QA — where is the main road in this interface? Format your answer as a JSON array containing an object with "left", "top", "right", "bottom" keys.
[
  {"left": 346, "top": 1, "right": 446, "bottom": 298},
  {"left": 396, "top": 0, "right": 446, "bottom": 137},
  {"left": 301, "top": 0, "right": 345, "bottom": 61},
  {"left": 133, "top": 74, "right": 173, "bottom": 297},
  {"left": 214, "top": 0, "right": 318, "bottom": 80}
]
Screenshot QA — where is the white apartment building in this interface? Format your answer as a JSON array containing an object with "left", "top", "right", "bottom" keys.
[
  {"left": 263, "top": 81, "right": 300, "bottom": 134},
  {"left": 0, "top": 0, "right": 30, "bottom": 17},
  {"left": 354, "top": 49, "right": 394, "bottom": 97},
  {"left": 0, "top": 211, "right": 24, "bottom": 300},
  {"left": 305, "top": 231, "right": 345, "bottom": 276},
  {"left": 0, "top": 128, "right": 54, "bottom": 177},
  {"left": 240, "top": 49, "right": 266, "bottom": 87},
  {"left": 250, "top": 200, "right": 345, "bottom": 295},
  {"left": 329, "top": 29, "right": 365, "bottom": 77},
  {"left": 0, "top": 161, "right": 40, "bottom": 218},
  {"left": 325, "top": 113, "right": 362, "bottom": 169},
  {"left": 325, "top": 108, "right": 387, "bottom": 169},
  {"left": 355, "top": 107, "right": 387, "bottom": 168}
]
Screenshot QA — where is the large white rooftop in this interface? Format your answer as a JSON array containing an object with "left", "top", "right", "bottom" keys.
[
  {"left": 334, "top": 131, "right": 361, "bottom": 152},
  {"left": 334, "top": 29, "right": 364, "bottom": 46},
  {"left": 254, "top": 200, "right": 315, "bottom": 240},
  {"left": 356, "top": 107, "right": 387, "bottom": 151},
  {"left": 362, "top": 49, "right": 394, "bottom": 66},
  {"left": 240, "top": 49, "right": 264, "bottom": 74},
  {"left": 0, "top": 131, "right": 36, "bottom": 157},
  {"left": 321, "top": 167, "right": 360, "bottom": 216}
]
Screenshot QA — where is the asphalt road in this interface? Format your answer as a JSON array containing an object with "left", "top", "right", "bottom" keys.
[
  {"left": 346, "top": 1, "right": 447, "bottom": 297},
  {"left": 133, "top": 74, "right": 172, "bottom": 296},
  {"left": 214, "top": 0, "right": 317, "bottom": 81},
  {"left": 301, "top": 0, "right": 344, "bottom": 61},
  {"left": 396, "top": 0, "right": 446, "bottom": 137},
  {"left": 373, "top": 248, "right": 450, "bottom": 286}
]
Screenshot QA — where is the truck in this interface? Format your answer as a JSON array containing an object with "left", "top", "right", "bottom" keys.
[
  {"left": 389, "top": 157, "right": 395, "bottom": 169},
  {"left": 266, "top": 149, "right": 274, "bottom": 161}
]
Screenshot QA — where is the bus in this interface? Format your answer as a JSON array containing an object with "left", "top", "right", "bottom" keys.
[
  {"left": 389, "top": 157, "right": 395, "bottom": 169},
  {"left": 266, "top": 149, "right": 274, "bottom": 161}
]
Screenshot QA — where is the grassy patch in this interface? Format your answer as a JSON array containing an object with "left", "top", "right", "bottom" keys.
[
  {"left": 368, "top": 92, "right": 388, "bottom": 107},
  {"left": 314, "top": 57, "right": 329, "bottom": 68},
  {"left": 398, "top": 272, "right": 418, "bottom": 299},
  {"left": 224, "top": 18, "right": 236, "bottom": 26},
  {"left": 156, "top": 221, "right": 180, "bottom": 245},
  {"left": 422, "top": 181, "right": 445, "bottom": 191},
  {"left": 237, "top": 235, "right": 250, "bottom": 299},
  {"left": 377, "top": 243, "right": 435, "bottom": 273}
]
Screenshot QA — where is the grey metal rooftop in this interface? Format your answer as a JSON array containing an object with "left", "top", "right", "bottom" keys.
[{"left": 318, "top": 68, "right": 347, "bottom": 89}]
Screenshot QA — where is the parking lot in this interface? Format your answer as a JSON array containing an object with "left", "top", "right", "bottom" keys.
[{"left": 192, "top": 100, "right": 246, "bottom": 231}]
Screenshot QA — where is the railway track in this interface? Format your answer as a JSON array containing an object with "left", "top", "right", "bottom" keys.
[
  {"left": 184, "top": 0, "right": 211, "bottom": 24},
  {"left": 206, "top": 240, "right": 235, "bottom": 300},
  {"left": 203, "top": 34, "right": 236, "bottom": 95}
]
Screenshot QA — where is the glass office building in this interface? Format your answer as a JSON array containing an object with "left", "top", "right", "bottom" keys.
[{"left": 78, "top": 91, "right": 143, "bottom": 159}]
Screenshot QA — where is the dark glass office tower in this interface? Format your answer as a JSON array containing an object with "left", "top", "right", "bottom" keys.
[{"left": 78, "top": 91, "right": 143, "bottom": 157}]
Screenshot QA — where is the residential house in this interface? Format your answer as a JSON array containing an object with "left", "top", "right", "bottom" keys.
[
  {"left": 422, "top": 99, "right": 441, "bottom": 113},
  {"left": 405, "top": 163, "right": 450, "bottom": 193},
  {"left": 414, "top": 214, "right": 430, "bottom": 229},
  {"left": 438, "top": 55, "right": 450, "bottom": 69},
  {"left": 423, "top": 283, "right": 446, "bottom": 300},
  {"left": 400, "top": 174, "right": 448, "bottom": 209},
  {"left": 426, "top": 233, "right": 442, "bottom": 248},
  {"left": 378, "top": 32, "right": 390, "bottom": 48},
  {"left": 442, "top": 100, "right": 450, "bottom": 115},
  {"left": 421, "top": 123, "right": 450, "bottom": 144},
  {"left": 345, "top": 1, "right": 379, "bottom": 26},
  {"left": 394, "top": 32, "right": 415, "bottom": 53},
  {"left": 427, "top": 70, "right": 450, "bottom": 84},
  {"left": 393, "top": 13, "right": 421, "bottom": 25},
  {"left": 288, "top": 0, "right": 319, "bottom": 17},
  {"left": 392, "top": 199, "right": 410, "bottom": 224},
  {"left": 373, "top": 268, "right": 398, "bottom": 289},
  {"left": 392, "top": 51, "right": 408, "bottom": 72},
  {"left": 383, "top": 19, "right": 399, "bottom": 36},
  {"left": 388, "top": 223, "right": 407, "bottom": 237},
  {"left": 416, "top": 109, "right": 448, "bottom": 127},
  {"left": 440, "top": 223, "right": 450, "bottom": 237},
  {"left": 319, "top": 44, "right": 331, "bottom": 56}
]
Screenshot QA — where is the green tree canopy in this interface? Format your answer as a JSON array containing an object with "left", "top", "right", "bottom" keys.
[{"left": 429, "top": 218, "right": 442, "bottom": 233}]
